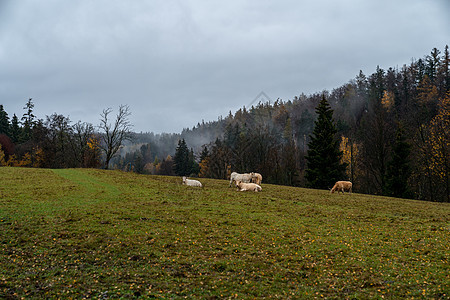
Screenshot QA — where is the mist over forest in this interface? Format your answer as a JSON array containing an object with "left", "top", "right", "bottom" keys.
[
  {"left": 1, "top": 46, "right": 449, "bottom": 202},
  {"left": 113, "top": 46, "right": 449, "bottom": 202}
]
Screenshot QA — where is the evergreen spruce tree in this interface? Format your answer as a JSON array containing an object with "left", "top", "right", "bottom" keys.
[
  {"left": 10, "top": 114, "right": 21, "bottom": 144},
  {"left": 199, "top": 146, "right": 209, "bottom": 162},
  {"left": 305, "top": 95, "right": 347, "bottom": 189},
  {"left": 188, "top": 148, "right": 200, "bottom": 176},
  {"left": 173, "top": 139, "right": 190, "bottom": 176},
  {"left": 224, "top": 123, "right": 240, "bottom": 148},
  {"left": 0, "top": 105, "right": 10, "bottom": 136},
  {"left": 384, "top": 124, "right": 412, "bottom": 198},
  {"left": 20, "top": 98, "right": 36, "bottom": 142}
]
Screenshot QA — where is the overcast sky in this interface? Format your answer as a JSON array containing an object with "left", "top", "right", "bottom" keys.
[{"left": 1, "top": 0, "right": 449, "bottom": 133}]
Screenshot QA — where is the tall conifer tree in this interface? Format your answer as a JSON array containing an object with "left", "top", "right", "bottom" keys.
[
  {"left": 0, "top": 105, "right": 10, "bottom": 136},
  {"left": 305, "top": 95, "right": 347, "bottom": 189},
  {"left": 10, "top": 114, "right": 21, "bottom": 144},
  {"left": 173, "top": 139, "right": 190, "bottom": 176},
  {"left": 20, "top": 98, "right": 36, "bottom": 142},
  {"left": 384, "top": 124, "right": 412, "bottom": 198},
  {"left": 188, "top": 148, "right": 200, "bottom": 176}
]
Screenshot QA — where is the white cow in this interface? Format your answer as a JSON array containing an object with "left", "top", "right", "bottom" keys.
[
  {"left": 182, "top": 176, "right": 203, "bottom": 187},
  {"left": 251, "top": 172, "right": 263, "bottom": 185},
  {"left": 229, "top": 172, "right": 253, "bottom": 187},
  {"left": 235, "top": 180, "right": 262, "bottom": 192}
]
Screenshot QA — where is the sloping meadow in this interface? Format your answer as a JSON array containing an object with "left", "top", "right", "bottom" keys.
[{"left": 0, "top": 168, "right": 449, "bottom": 299}]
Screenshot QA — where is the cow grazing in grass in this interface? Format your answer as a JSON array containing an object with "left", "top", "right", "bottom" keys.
[
  {"left": 229, "top": 172, "right": 253, "bottom": 187},
  {"left": 330, "top": 181, "right": 352, "bottom": 194},
  {"left": 182, "top": 176, "right": 203, "bottom": 187},
  {"left": 235, "top": 180, "right": 262, "bottom": 192}
]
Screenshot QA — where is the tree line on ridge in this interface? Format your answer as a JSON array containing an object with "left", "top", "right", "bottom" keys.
[{"left": 1, "top": 46, "right": 449, "bottom": 202}]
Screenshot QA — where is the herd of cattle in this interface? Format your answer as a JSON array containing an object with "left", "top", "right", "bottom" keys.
[{"left": 182, "top": 172, "right": 352, "bottom": 194}]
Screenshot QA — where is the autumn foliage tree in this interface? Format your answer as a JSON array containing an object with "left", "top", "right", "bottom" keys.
[
  {"left": 198, "top": 146, "right": 210, "bottom": 178},
  {"left": 0, "top": 145, "right": 6, "bottom": 166},
  {"left": 0, "top": 134, "right": 14, "bottom": 161},
  {"left": 339, "top": 136, "right": 361, "bottom": 185},
  {"left": 85, "top": 135, "right": 102, "bottom": 168},
  {"left": 426, "top": 92, "right": 450, "bottom": 201}
]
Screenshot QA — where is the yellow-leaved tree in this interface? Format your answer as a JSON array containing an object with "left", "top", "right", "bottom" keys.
[
  {"left": 16, "top": 152, "right": 32, "bottom": 167},
  {"left": 33, "top": 147, "right": 45, "bottom": 168},
  {"left": 85, "top": 135, "right": 102, "bottom": 168},
  {"left": 0, "top": 145, "right": 6, "bottom": 166},
  {"left": 6, "top": 154, "right": 19, "bottom": 167},
  {"left": 199, "top": 157, "right": 210, "bottom": 178},
  {"left": 381, "top": 90, "right": 395, "bottom": 112},
  {"left": 339, "top": 136, "right": 361, "bottom": 184},
  {"left": 426, "top": 92, "right": 450, "bottom": 201}
]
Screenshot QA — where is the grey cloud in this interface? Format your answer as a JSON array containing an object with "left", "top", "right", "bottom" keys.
[{"left": 0, "top": 0, "right": 448, "bottom": 133}]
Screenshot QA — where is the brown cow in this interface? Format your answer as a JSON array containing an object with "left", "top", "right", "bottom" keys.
[{"left": 331, "top": 181, "right": 352, "bottom": 194}]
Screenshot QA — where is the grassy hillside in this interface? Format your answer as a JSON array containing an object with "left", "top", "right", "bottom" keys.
[{"left": 0, "top": 168, "right": 448, "bottom": 299}]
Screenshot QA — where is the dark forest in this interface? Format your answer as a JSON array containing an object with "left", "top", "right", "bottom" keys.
[{"left": 1, "top": 46, "right": 449, "bottom": 202}]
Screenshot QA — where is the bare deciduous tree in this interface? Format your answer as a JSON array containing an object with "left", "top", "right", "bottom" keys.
[{"left": 98, "top": 105, "right": 133, "bottom": 169}]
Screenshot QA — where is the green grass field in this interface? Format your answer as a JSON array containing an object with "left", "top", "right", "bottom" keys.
[{"left": 1, "top": 167, "right": 449, "bottom": 299}]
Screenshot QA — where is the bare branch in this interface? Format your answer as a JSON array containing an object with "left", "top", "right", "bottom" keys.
[{"left": 98, "top": 105, "right": 133, "bottom": 169}]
